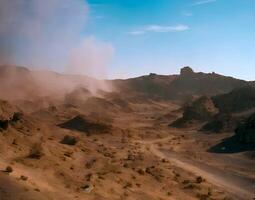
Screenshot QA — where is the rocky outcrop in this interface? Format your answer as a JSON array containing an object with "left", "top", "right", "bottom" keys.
[
  {"left": 235, "top": 114, "right": 255, "bottom": 143},
  {"left": 60, "top": 135, "right": 78, "bottom": 145},
  {"left": 208, "top": 113, "right": 255, "bottom": 153},
  {"left": 200, "top": 113, "right": 234, "bottom": 133},
  {"left": 170, "top": 96, "right": 218, "bottom": 127},
  {"left": 180, "top": 66, "right": 194, "bottom": 77},
  {"left": 212, "top": 86, "right": 255, "bottom": 113},
  {"left": 0, "top": 100, "right": 22, "bottom": 131},
  {"left": 59, "top": 115, "right": 111, "bottom": 134},
  {"left": 168, "top": 67, "right": 248, "bottom": 101},
  {"left": 0, "top": 100, "right": 16, "bottom": 120},
  {"left": 172, "top": 86, "right": 255, "bottom": 132}
]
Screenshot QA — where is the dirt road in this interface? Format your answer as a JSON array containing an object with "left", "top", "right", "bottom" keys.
[{"left": 136, "top": 137, "right": 255, "bottom": 200}]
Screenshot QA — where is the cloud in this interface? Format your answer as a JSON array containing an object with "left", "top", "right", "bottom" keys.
[
  {"left": 191, "top": 0, "right": 217, "bottom": 6},
  {"left": 129, "top": 30, "right": 147, "bottom": 35},
  {"left": 182, "top": 11, "right": 193, "bottom": 17},
  {"left": 129, "top": 24, "right": 189, "bottom": 35}
]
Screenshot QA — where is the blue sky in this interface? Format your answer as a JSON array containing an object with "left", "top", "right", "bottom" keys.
[
  {"left": 0, "top": 0, "right": 254, "bottom": 80},
  {"left": 84, "top": 0, "right": 255, "bottom": 80}
]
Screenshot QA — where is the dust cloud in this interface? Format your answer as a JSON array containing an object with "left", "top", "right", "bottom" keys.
[{"left": 0, "top": 0, "right": 114, "bottom": 99}]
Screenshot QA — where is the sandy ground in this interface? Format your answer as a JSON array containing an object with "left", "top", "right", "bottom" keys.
[
  {"left": 0, "top": 98, "right": 254, "bottom": 200},
  {"left": 134, "top": 136, "right": 255, "bottom": 200}
]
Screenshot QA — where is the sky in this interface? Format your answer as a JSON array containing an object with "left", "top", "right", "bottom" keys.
[
  {"left": 85, "top": 0, "right": 255, "bottom": 80},
  {"left": 0, "top": 0, "right": 255, "bottom": 80}
]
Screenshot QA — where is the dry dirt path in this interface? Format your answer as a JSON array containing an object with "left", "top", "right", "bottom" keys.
[{"left": 135, "top": 137, "right": 255, "bottom": 200}]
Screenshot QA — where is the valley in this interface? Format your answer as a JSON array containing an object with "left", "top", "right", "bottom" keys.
[{"left": 0, "top": 66, "right": 255, "bottom": 200}]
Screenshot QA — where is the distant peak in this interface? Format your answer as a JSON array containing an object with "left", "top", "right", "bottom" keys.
[
  {"left": 149, "top": 73, "right": 157, "bottom": 77},
  {"left": 180, "top": 66, "right": 194, "bottom": 76}
]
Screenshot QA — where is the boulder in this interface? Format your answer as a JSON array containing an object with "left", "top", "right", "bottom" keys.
[{"left": 60, "top": 135, "right": 77, "bottom": 145}]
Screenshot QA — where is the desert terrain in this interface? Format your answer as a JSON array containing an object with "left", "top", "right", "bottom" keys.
[{"left": 0, "top": 66, "right": 255, "bottom": 200}]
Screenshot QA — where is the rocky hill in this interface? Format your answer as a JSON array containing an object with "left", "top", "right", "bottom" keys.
[
  {"left": 170, "top": 96, "right": 218, "bottom": 127},
  {"left": 0, "top": 65, "right": 249, "bottom": 103},
  {"left": 171, "top": 85, "right": 255, "bottom": 133},
  {"left": 168, "top": 67, "right": 248, "bottom": 100},
  {"left": 114, "top": 66, "right": 248, "bottom": 101},
  {"left": 113, "top": 73, "right": 177, "bottom": 99}
]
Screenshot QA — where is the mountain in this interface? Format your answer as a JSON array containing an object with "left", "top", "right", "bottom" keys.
[
  {"left": 0, "top": 65, "right": 249, "bottom": 103},
  {"left": 113, "top": 66, "right": 248, "bottom": 101},
  {"left": 167, "top": 67, "right": 248, "bottom": 100}
]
